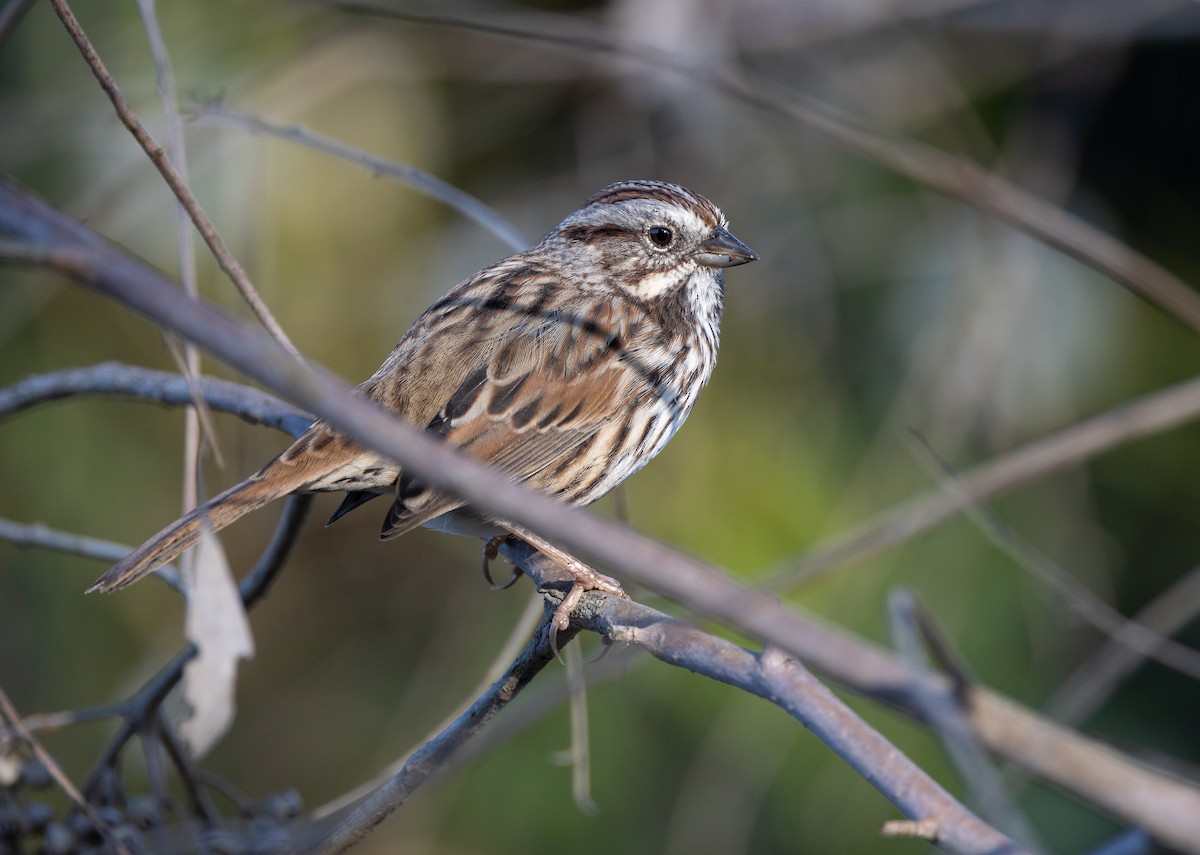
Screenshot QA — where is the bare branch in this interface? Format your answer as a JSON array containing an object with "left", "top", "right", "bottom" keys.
[
  {"left": 0, "top": 518, "right": 183, "bottom": 593},
  {"left": 312, "top": 592, "right": 545, "bottom": 818},
  {"left": 1048, "top": 563, "right": 1200, "bottom": 725},
  {"left": 902, "top": 430, "right": 1200, "bottom": 681},
  {"left": 47, "top": 0, "right": 301, "bottom": 357},
  {"left": 313, "top": 609, "right": 570, "bottom": 855},
  {"left": 508, "top": 543, "right": 1200, "bottom": 854},
  {"left": 190, "top": 104, "right": 530, "bottom": 254},
  {"left": 508, "top": 544, "right": 1023, "bottom": 855},
  {"left": 0, "top": 362, "right": 313, "bottom": 439}
]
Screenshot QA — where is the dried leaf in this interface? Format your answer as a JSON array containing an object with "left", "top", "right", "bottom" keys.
[
  {"left": 0, "top": 742, "right": 19, "bottom": 787},
  {"left": 179, "top": 522, "right": 254, "bottom": 757}
]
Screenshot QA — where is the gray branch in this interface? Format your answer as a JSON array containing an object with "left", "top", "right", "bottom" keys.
[{"left": 0, "top": 361, "right": 313, "bottom": 438}]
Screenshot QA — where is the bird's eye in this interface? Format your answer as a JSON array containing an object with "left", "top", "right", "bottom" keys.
[{"left": 647, "top": 226, "right": 674, "bottom": 249}]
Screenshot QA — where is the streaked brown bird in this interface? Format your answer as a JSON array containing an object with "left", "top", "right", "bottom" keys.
[{"left": 91, "top": 180, "right": 757, "bottom": 621}]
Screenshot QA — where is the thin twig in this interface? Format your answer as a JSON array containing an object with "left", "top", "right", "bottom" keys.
[
  {"left": 21, "top": 703, "right": 127, "bottom": 734},
  {"left": 81, "top": 495, "right": 313, "bottom": 798},
  {"left": 0, "top": 0, "right": 36, "bottom": 48},
  {"left": 1047, "top": 563, "right": 1200, "bottom": 725},
  {"left": 313, "top": 592, "right": 544, "bottom": 818},
  {"left": 138, "top": 721, "right": 174, "bottom": 846},
  {"left": 0, "top": 361, "right": 313, "bottom": 438},
  {"left": 190, "top": 104, "right": 529, "bottom": 253},
  {"left": 157, "top": 711, "right": 221, "bottom": 826},
  {"left": 905, "top": 431, "right": 1200, "bottom": 681},
  {"left": 163, "top": 335, "right": 226, "bottom": 469},
  {"left": 1083, "top": 829, "right": 1153, "bottom": 855},
  {"left": 47, "top": 0, "right": 301, "bottom": 357},
  {"left": 137, "top": 0, "right": 226, "bottom": 484},
  {"left": 768, "top": 374, "right": 1200, "bottom": 589},
  {"left": 561, "top": 640, "right": 597, "bottom": 814},
  {"left": 0, "top": 517, "right": 183, "bottom": 593}
]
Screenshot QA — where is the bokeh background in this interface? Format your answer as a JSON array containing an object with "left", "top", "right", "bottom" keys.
[{"left": 3, "top": 0, "right": 1200, "bottom": 852}]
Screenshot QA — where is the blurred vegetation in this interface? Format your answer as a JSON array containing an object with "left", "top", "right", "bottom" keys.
[{"left": 3, "top": 1, "right": 1200, "bottom": 852}]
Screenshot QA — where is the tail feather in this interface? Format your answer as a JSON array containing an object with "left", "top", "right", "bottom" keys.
[{"left": 88, "top": 476, "right": 281, "bottom": 593}]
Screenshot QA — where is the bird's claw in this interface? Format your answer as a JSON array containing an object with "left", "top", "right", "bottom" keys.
[{"left": 481, "top": 535, "right": 522, "bottom": 590}]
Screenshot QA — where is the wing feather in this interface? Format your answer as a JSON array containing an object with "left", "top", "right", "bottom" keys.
[{"left": 371, "top": 270, "right": 649, "bottom": 539}]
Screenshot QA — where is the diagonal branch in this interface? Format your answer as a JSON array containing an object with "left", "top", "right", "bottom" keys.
[
  {"left": 0, "top": 686, "right": 133, "bottom": 855},
  {"left": 47, "top": 0, "right": 300, "bottom": 357},
  {"left": 313, "top": 608, "right": 571, "bottom": 855},
  {"left": 189, "top": 104, "right": 530, "bottom": 253},
  {"left": 504, "top": 543, "right": 1023, "bottom": 855},
  {"left": 769, "top": 373, "right": 1200, "bottom": 589}
]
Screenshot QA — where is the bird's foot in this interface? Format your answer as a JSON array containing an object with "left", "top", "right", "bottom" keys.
[
  {"left": 496, "top": 522, "right": 628, "bottom": 655},
  {"left": 551, "top": 561, "right": 626, "bottom": 631}
]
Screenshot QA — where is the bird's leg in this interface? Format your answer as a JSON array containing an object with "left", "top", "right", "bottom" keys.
[
  {"left": 496, "top": 522, "right": 627, "bottom": 634},
  {"left": 481, "top": 535, "right": 523, "bottom": 590}
]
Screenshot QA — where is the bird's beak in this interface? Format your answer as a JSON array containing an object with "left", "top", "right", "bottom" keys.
[{"left": 694, "top": 227, "right": 758, "bottom": 268}]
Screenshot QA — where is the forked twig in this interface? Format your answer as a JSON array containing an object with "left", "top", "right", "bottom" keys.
[
  {"left": 504, "top": 543, "right": 1025, "bottom": 855},
  {"left": 888, "top": 591, "right": 1043, "bottom": 851}
]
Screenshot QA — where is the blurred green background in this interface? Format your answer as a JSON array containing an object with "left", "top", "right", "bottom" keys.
[{"left": 3, "top": 1, "right": 1200, "bottom": 852}]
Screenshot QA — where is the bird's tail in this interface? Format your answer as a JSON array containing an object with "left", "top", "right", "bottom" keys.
[{"left": 88, "top": 474, "right": 286, "bottom": 594}]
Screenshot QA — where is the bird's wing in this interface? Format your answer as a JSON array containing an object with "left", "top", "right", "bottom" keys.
[{"left": 371, "top": 268, "right": 656, "bottom": 540}]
